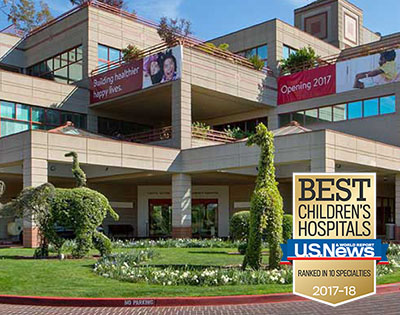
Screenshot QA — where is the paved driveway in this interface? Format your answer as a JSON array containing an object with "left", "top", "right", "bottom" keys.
[{"left": 0, "top": 292, "right": 399, "bottom": 315}]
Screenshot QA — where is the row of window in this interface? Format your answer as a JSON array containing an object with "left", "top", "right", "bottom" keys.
[
  {"left": 279, "top": 95, "right": 396, "bottom": 127},
  {"left": 27, "top": 46, "right": 83, "bottom": 84},
  {"left": 98, "top": 44, "right": 122, "bottom": 72},
  {"left": 236, "top": 44, "right": 268, "bottom": 63},
  {"left": 0, "top": 100, "right": 86, "bottom": 138},
  {"left": 98, "top": 117, "right": 150, "bottom": 137},
  {"left": 214, "top": 117, "right": 268, "bottom": 133}
]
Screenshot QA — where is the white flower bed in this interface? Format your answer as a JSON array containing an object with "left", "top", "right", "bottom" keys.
[{"left": 112, "top": 238, "right": 243, "bottom": 249}]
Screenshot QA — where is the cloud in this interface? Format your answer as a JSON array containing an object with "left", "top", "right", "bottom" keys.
[{"left": 133, "top": 0, "right": 183, "bottom": 21}]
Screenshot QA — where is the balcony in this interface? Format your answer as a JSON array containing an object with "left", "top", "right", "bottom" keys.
[{"left": 110, "top": 126, "right": 237, "bottom": 148}]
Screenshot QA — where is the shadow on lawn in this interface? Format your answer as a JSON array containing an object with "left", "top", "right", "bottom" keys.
[{"left": 187, "top": 251, "right": 232, "bottom": 255}]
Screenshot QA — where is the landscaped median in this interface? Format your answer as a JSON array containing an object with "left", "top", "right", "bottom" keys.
[{"left": 0, "top": 239, "right": 399, "bottom": 299}]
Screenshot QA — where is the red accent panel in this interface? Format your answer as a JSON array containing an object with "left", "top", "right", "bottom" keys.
[{"left": 278, "top": 65, "right": 336, "bottom": 105}]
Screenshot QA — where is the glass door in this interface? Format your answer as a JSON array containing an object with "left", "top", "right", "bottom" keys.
[
  {"left": 149, "top": 199, "right": 172, "bottom": 238},
  {"left": 192, "top": 199, "right": 218, "bottom": 238},
  {"left": 377, "top": 197, "right": 395, "bottom": 236}
]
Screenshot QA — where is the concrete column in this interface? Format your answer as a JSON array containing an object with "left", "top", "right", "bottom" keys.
[
  {"left": 87, "top": 113, "right": 98, "bottom": 133},
  {"left": 22, "top": 158, "right": 48, "bottom": 248},
  {"left": 395, "top": 174, "right": 400, "bottom": 240},
  {"left": 172, "top": 80, "right": 192, "bottom": 149},
  {"left": 171, "top": 174, "right": 192, "bottom": 238},
  {"left": 310, "top": 158, "right": 335, "bottom": 173},
  {"left": 268, "top": 114, "right": 280, "bottom": 130}
]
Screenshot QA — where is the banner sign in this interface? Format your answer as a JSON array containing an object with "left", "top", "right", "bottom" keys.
[
  {"left": 278, "top": 48, "right": 400, "bottom": 105},
  {"left": 282, "top": 173, "right": 386, "bottom": 306},
  {"left": 90, "top": 46, "right": 182, "bottom": 104},
  {"left": 336, "top": 48, "right": 400, "bottom": 93},
  {"left": 277, "top": 65, "right": 336, "bottom": 105}
]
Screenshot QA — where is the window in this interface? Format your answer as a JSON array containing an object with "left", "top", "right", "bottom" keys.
[
  {"left": 236, "top": 44, "right": 268, "bottom": 65},
  {"left": 380, "top": 95, "right": 396, "bottom": 114},
  {"left": 333, "top": 104, "right": 346, "bottom": 122},
  {"left": 278, "top": 95, "right": 396, "bottom": 127},
  {"left": 364, "top": 98, "right": 379, "bottom": 117},
  {"left": 347, "top": 101, "right": 362, "bottom": 119},
  {"left": 98, "top": 44, "right": 122, "bottom": 72},
  {"left": 319, "top": 106, "right": 332, "bottom": 122},
  {"left": 214, "top": 117, "right": 268, "bottom": 134},
  {"left": 283, "top": 45, "right": 297, "bottom": 60},
  {"left": 27, "top": 45, "right": 83, "bottom": 84},
  {"left": 0, "top": 100, "right": 86, "bottom": 138}
]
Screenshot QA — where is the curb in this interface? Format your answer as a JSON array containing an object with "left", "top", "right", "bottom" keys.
[{"left": 0, "top": 283, "right": 399, "bottom": 308}]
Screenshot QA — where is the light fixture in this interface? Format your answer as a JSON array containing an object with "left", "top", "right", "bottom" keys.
[{"left": 50, "top": 165, "right": 56, "bottom": 172}]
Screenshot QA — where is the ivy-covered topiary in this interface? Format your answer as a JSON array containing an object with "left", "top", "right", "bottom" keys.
[
  {"left": 65, "top": 151, "right": 87, "bottom": 187},
  {"left": 3, "top": 153, "right": 119, "bottom": 258},
  {"left": 242, "top": 123, "right": 283, "bottom": 270},
  {"left": 230, "top": 211, "right": 250, "bottom": 241}
]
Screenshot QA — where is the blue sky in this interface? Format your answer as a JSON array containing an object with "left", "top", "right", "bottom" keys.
[{"left": 1, "top": 0, "right": 399, "bottom": 40}]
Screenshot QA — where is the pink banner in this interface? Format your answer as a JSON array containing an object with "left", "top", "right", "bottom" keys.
[{"left": 278, "top": 65, "right": 336, "bottom": 105}]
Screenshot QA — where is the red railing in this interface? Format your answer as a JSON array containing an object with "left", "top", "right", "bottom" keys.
[
  {"left": 124, "top": 126, "right": 172, "bottom": 143},
  {"left": 119, "top": 126, "right": 236, "bottom": 144},
  {"left": 192, "top": 127, "right": 236, "bottom": 143}
]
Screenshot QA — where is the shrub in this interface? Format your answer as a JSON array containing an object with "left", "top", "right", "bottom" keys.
[
  {"left": 122, "top": 44, "right": 142, "bottom": 62},
  {"left": 238, "top": 242, "right": 247, "bottom": 255},
  {"left": 282, "top": 214, "right": 293, "bottom": 243},
  {"left": 230, "top": 211, "right": 250, "bottom": 241},
  {"left": 94, "top": 261, "right": 292, "bottom": 286},
  {"left": 248, "top": 55, "right": 265, "bottom": 70},
  {"left": 377, "top": 243, "right": 400, "bottom": 276},
  {"left": 224, "top": 126, "right": 253, "bottom": 140},
  {"left": 204, "top": 42, "right": 230, "bottom": 52},
  {"left": 280, "top": 46, "right": 319, "bottom": 75}
]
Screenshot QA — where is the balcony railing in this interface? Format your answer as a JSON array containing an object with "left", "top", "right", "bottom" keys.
[{"left": 115, "top": 126, "right": 236, "bottom": 145}]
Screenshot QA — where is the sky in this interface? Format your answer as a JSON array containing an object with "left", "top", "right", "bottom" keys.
[{"left": 0, "top": 0, "right": 400, "bottom": 40}]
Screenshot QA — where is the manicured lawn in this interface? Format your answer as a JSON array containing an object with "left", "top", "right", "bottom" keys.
[{"left": 0, "top": 247, "right": 397, "bottom": 298}]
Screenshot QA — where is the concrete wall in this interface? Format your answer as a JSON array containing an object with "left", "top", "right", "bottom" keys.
[
  {"left": 0, "top": 33, "right": 24, "bottom": 68},
  {"left": 362, "top": 27, "right": 381, "bottom": 45}
]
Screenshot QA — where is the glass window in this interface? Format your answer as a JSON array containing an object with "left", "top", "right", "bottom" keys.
[
  {"left": 69, "top": 62, "right": 83, "bottom": 82},
  {"left": 245, "top": 48, "right": 256, "bottom": 58},
  {"left": 380, "top": 95, "right": 396, "bottom": 114},
  {"left": 1, "top": 119, "right": 29, "bottom": 137},
  {"left": 98, "top": 44, "right": 109, "bottom": 60},
  {"left": 257, "top": 45, "right": 268, "bottom": 60},
  {"left": 1, "top": 101, "right": 15, "bottom": 118},
  {"left": 32, "top": 107, "right": 45, "bottom": 123},
  {"left": 53, "top": 56, "right": 61, "bottom": 70},
  {"left": 76, "top": 46, "right": 83, "bottom": 60},
  {"left": 109, "top": 47, "right": 120, "bottom": 61},
  {"left": 305, "top": 109, "right": 318, "bottom": 125},
  {"left": 333, "top": 104, "right": 346, "bottom": 121},
  {"left": 53, "top": 67, "right": 68, "bottom": 84},
  {"left": 69, "top": 49, "right": 77, "bottom": 63},
  {"left": 283, "top": 45, "right": 297, "bottom": 60},
  {"left": 348, "top": 101, "right": 362, "bottom": 119},
  {"left": 16, "top": 104, "right": 30, "bottom": 121},
  {"left": 364, "top": 98, "right": 379, "bottom": 117},
  {"left": 61, "top": 52, "right": 68, "bottom": 67},
  {"left": 46, "top": 109, "right": 60, "bottom": 126},
  {"left": 319, "top": 106, "right": 332, "bottom": 122},
  {"left": 46, "top": 59, "right": 53, "bottom": 72},
  {"left": 293, "top": 111, "right": 305, "bottom": 125}
]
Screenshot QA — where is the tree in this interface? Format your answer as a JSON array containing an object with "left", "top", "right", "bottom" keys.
[
  {"left": 69, "top": 0, "right": 125, "bottom": 9},
  {"left": 242, "top": 123, "right": 283, "bottom": 270},
  {"left": 280, "top": 46, "right": 320, "bottom": 75},
  {"left": 248, "top": 55, "right": 265, "bottom": 71},
  {"left": 157, "top": 17, "right": 192, "bottom": 45},
  {"left": 122, "top": 44, "right": 142, "bottom": 62},
  {"left": 1, "top": 0, "right": 53, "bottom": 33}
]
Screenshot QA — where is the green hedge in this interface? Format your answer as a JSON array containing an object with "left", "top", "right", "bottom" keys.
[{"left": 230, "top": 211, "right": 250, "bottom": 241}]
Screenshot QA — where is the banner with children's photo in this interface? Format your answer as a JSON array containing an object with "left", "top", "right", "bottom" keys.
[
  {"left": 336, "top": 48, "right": 400, "bottom": 93},
  {"left": 90, "top": 46, "right": 182, "bottom": 104}
]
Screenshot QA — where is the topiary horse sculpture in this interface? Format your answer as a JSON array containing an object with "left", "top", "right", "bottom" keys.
[
  {"left": 2, "top": 153, "right": 119, "bottom": 258},
  {"left": 242, "top": 123, "right": 283, "bottom": 270}
]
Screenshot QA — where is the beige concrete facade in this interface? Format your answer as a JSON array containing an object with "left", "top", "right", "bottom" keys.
[{"left": 1, "top": 0, "right": 400, "bottom": 245}]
